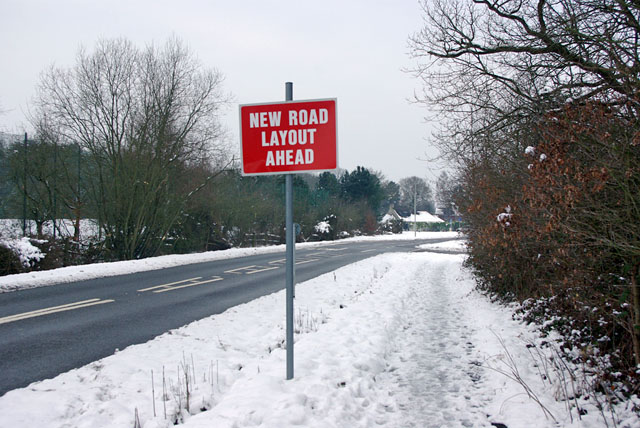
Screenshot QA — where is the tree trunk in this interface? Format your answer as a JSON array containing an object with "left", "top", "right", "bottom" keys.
[
  {"left": 73, "top": 211, "right": 81, "bottom": 242},
  {"left": 631, "top": 262, "right": 640, "bottom": 367}
]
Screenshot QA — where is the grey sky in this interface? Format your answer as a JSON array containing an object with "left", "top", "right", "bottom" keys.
[{"left": 0, "top": 0, "right": 442, "bottom": 182}]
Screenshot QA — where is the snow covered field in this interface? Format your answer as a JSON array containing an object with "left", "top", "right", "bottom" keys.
[
  {"left": 0, "top": 236, "right": 637, "bottom": 427},
  {"left": 0, "top": 218, "right": 99, "bottom": 240}
]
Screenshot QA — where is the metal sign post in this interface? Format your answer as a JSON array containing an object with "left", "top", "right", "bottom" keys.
[
  {"left": 238, "top": 83, "right": 337, "bottom": 380},
  {"left": 285, "top": 82, "right": 295, "bottom": 380}
]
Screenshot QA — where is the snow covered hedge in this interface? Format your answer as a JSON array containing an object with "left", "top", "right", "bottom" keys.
[
  {"left": 459, "top": 102, "right": 640, "bottom": 404},
  {"left": 310, "top": 215, "right": 338, "bottom": 241},
  {"left": 0, "top": 238, "right": 45, "bottom": 276}
]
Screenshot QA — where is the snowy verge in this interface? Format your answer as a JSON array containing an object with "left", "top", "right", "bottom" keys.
[
  {"left": 0, "top": 251, "right": 634, "bottom": 428},
  {"left": 0, "top": 231, "right": 460, "bottom": 293},
  {"left": 417, "top": 238, "right": 467, "bottom": 252}
]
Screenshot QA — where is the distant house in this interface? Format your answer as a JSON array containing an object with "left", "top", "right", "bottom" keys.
[
  {"left": 436, "top": 205, "right": 462, "bottom": 224},
  {"left": 402, "top": 211, "right": 444, "bottom": 231},
  {"left": 380, "top": 207, "right": 402, "bottom": 223},
  {"left": 379, "top": 207, "right": 403, "bottom": 234}
]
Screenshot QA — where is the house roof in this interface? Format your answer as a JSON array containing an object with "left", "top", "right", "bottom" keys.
[
  {"left": 402, "top": 211, "right": 444, "bottom": 223},
  {"left": 380, "top": 207, "right": 402, "bottom": 223},
  {"left": 380, "top": 213, "right": 396, "bottom": 223}
]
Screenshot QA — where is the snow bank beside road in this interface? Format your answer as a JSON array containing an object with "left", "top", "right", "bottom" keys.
[
  {"left": 1, "top": 250, "right": 632, "bottom": 428},
  {"left": 418, "top": 238, "right": 467, "bottom": 252}
]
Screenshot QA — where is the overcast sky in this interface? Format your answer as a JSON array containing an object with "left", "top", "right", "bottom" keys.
[{"left": 0, "top": 0, "right": 443, "bottom": 183}]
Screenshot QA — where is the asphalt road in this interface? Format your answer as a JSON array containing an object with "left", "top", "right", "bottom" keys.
[{"left": 0, "top": 237, "right": 455, "bottom": 396}]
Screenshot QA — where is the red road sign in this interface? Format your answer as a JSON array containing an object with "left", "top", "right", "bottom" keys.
[{"left": 239, "top": 98, "right": 338, "bottom": 175}]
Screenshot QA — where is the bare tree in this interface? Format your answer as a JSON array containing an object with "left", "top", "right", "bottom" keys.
[
  {"left": 397, "top": 176, "right": 435, "bottom": 215},
  {"left": 435, "top": 171, "right": 457, "bottom": 219},
  {"left": 32, "top": 37, "right": 230, "bottom": 259},
  {"left": 7, "top": 138, "right": 55, "bottom": 237},
  {"left": 410, "top": 0, "right": 640, "bottom": 164}
]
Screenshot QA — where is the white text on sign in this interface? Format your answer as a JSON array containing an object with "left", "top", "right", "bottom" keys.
[
  {"left": 249, "top": 108, "right": 328, "bottom": 167},
  {"left": 249, "top": 108, "right": 329, "bottom": 128}
]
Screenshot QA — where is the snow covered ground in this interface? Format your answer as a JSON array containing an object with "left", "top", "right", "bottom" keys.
[
  {"left": 418, "top": 239, "right": 467, "bottom": 253},
  {"left": 0, "top": 236, "right": 637, "bottom": 427}
]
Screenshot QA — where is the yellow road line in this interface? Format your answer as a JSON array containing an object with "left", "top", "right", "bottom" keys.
[
  {"left": 0, "top": 298, "right": 100, "bottom": 321},
  {"left": 137, "top": 277, "right": 202, "bottom": 292},
  {"left": 246, "top": 266, "right": 279, "bottom": 274},
  {"left": 295, "top": 258, "right": 319, "bottom": 265},
  {"left": 224, "top": 266, "right": 257, "bottom": 274},
  {"left": 225, "top": 265, "right": 279, "bottom": 274},
  {"left": 0, "top": 299, "right": 115, "bottom": 325},
  {"left": 269, "top": 258, "right": 318, "bottom": 266},
  {"left": 153, "top": 276, "right": 223, "bottom": 293}
]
